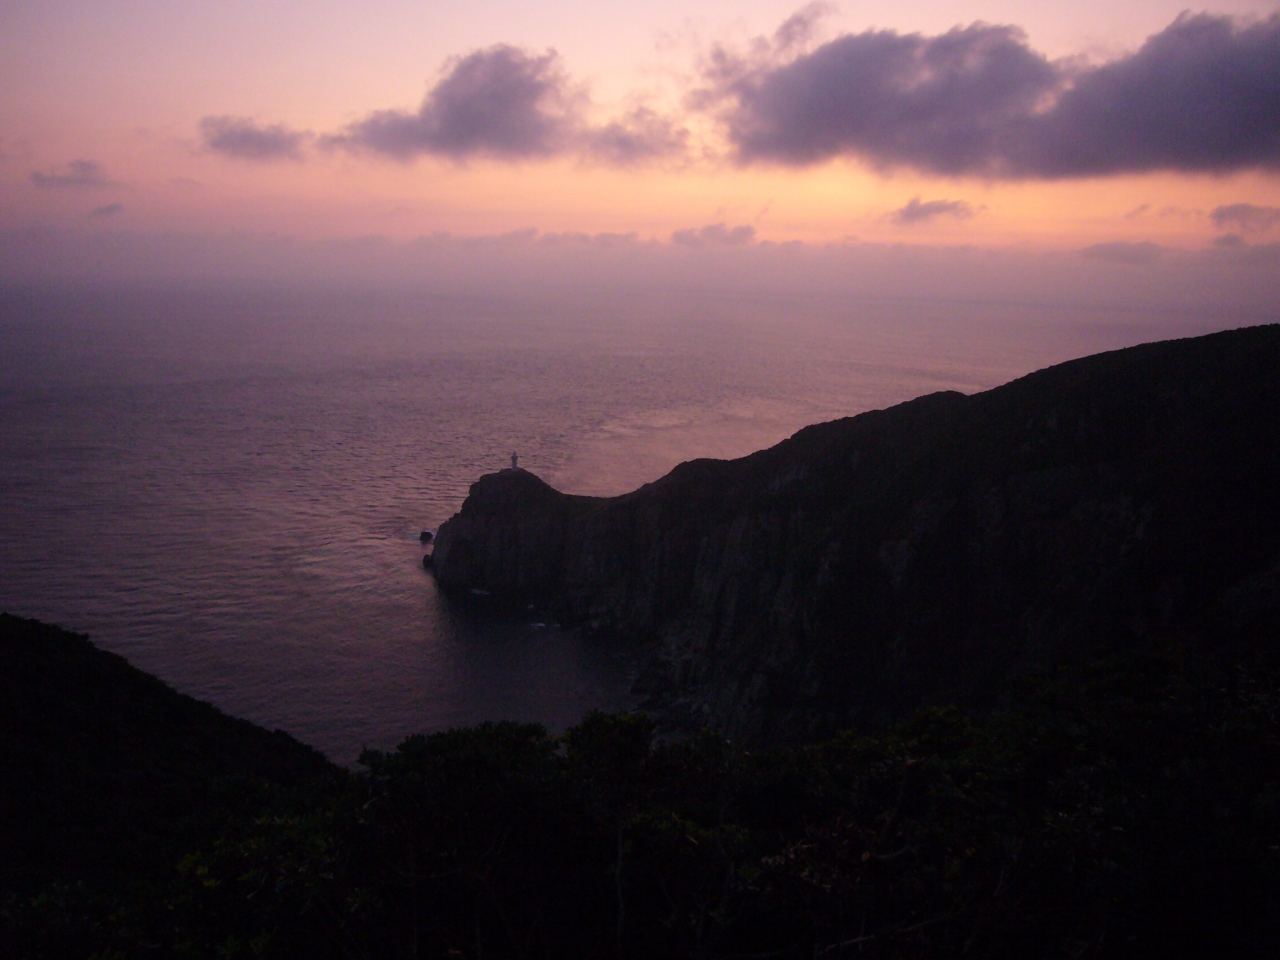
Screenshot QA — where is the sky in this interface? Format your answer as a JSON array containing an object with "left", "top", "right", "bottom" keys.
[{"left": 1, "top": 1, "right": 1279, "bottom": 298}]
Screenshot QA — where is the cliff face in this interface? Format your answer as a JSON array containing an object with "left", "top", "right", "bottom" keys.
[
  {"left": 432, "top": 326, "right": 1280, "bottom": 741},
  {"left": 432, "top": 469, "right": 603, "bottom": 598}
]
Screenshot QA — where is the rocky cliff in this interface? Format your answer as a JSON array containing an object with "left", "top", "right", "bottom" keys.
[{"left": 432, "top": 325, "right": 1280, "bottom": 741}]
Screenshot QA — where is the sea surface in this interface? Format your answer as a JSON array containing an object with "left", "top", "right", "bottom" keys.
[{"left": 0, "top": 284, "right": 1228, "bottom": 763}]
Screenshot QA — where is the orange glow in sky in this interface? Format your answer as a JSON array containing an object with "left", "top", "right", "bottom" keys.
[{"left": 2, "top": 1, "right": 1279, "bottom": 255}]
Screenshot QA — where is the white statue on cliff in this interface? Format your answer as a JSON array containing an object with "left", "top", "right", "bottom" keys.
[{"left": 510, "top": 451, "right": 519, "bottom": 470}]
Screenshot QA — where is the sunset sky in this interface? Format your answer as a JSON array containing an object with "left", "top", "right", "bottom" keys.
[{"left": 2, "top": 1, "right": 1279, "bottom": 290}]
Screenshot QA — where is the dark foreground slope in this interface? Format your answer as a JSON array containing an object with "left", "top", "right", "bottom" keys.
[
  {"left": 433, "top": 325, "right": 1280, "bottom": 739},
  {"left": 0, "top": 614, "right": 341, "bottom": 957},
  {"left": 6, "top": 614, "right": 1280, "bottom": 959}
]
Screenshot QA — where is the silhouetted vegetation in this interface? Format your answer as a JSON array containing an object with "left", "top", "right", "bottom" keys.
[
  {"left": 4, "top": 612, "right": 1279, "bottom": 958},
  {"left": 0, "top": 613, "right": 342, "bottom": 958}
]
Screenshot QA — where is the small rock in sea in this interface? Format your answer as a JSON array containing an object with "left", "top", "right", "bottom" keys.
[
  {"left": 422, "top": 553, "right": 433, "bottom": 570},
  {"left": 419, "top": 530, "right": 434, "bottom": 543}
]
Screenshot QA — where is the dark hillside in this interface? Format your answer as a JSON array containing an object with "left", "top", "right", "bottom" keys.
[
  {"left": 5, "top": 615, "right": 1278, "bottom": 958},
  {"left": 432, "top": 325, "right": 1280, "bottom": 740},
  {"left": 0, "top": 613, "right": 340, "bottom": 955}
]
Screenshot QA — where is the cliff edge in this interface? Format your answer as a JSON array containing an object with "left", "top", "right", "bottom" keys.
[{"left": 432, "top": 325, "right": 1280, "bottom": 741}]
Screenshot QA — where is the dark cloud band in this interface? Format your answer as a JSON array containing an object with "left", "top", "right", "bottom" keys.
[
  {"left": 1081, "top": 241, "right": 1165, "bottom": 266},
  {"left": 671, "top": 223, "right": 756, "bottom": 247}
]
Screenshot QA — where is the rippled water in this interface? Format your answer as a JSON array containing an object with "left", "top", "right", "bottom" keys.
[{"left": 0, "top": 285, "right": 1214, "bottom": 763}]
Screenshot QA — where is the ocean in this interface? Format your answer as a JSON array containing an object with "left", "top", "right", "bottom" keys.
[{"left": 0, "top": 283, "right": 1219, "bottom": 763}]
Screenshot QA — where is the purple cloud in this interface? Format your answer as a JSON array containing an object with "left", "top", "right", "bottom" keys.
[
  {"left": 671, "top": 223, "right": 756, "bottom": 247},
  {"left": 89, "top": 202, "right": 124, "bottom": 218},
  {"left": 327, "top": 45, "right": 686, "bottom": 165},
  {"left": 704, "top": 12, "right": 1280, "bottom": 178},
  {"left": 1019, "top": 13, "right": 1280, "bottom": 177},
  {"left": 890, "top": 197, "right": 974, "bottom": 225},
  {"left": 200, "top": 116, "right": 308, "bottom": 161},
  {"left": 31, "top": 159, "right": 112, "bottom": 189},
  {"left": 1211, "top": 203, "right": 1280, "bottom": 233},
  {"left": 329, "top": 45, "right": 577, "bottom": 160},
  {"left": 772, "top": 2, "right": 836, "bottom": 55},
  {"left": 708, "top": 22, "right": 1057, "bottom": 173},
  {"left": 581, "top": 108, "right": 688, "bottom": 165}
]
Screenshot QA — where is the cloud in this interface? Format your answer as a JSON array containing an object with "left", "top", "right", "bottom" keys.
[
  {"left": 1081, "top": 241, "right": 1164, "bottom": 266},
  {"left": 1211, "top": 203, "right": 1280, "bottom": 233},
  {"left": 540, "top": 230, "right": 642, "bottom": 247},
  {"left": 1021, "top": 13, "right": 1280, "bottom": 177},
  {"left": 581, "top": 108, "right": 689, "bottom": 165},
  {"left": 703, "top": 22, "right": 1058, "bottom": 173},
  {"left": 671, "top": 222, "right": 756, "bottom": 247},
  {"left": 30, "top": 159, "right": 112, "bottom": 189},
  {"left": 89, "top": 203, "right": 123, "bottom": 218},
  {"left": 1213, "top": 233, "right": 1247, "bottom": 248},
  {"left": 328, "top": 45, "right": 578, "bottom": 160},
  {"left": 772, "top": 2, "right": 837, "bottom": 55},
  {"left": 199, "top": 116, "right": 309, "bottom": 161},
  {"left": 325, "top": 44, "right": 686, "bottom": 165},
  {"left": 1232, "top": 241, "right": 1280, "bottom": 266},
  {"left": 890, "top": 197, "right": 974, "bottom": 225},
  {"left": 703, "top": 12, "right": 1280, "bottom": 178}
]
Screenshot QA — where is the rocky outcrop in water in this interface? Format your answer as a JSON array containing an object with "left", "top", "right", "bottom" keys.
[{"left": 432, "top": 326, "right": 1280, "bottom": 741}]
